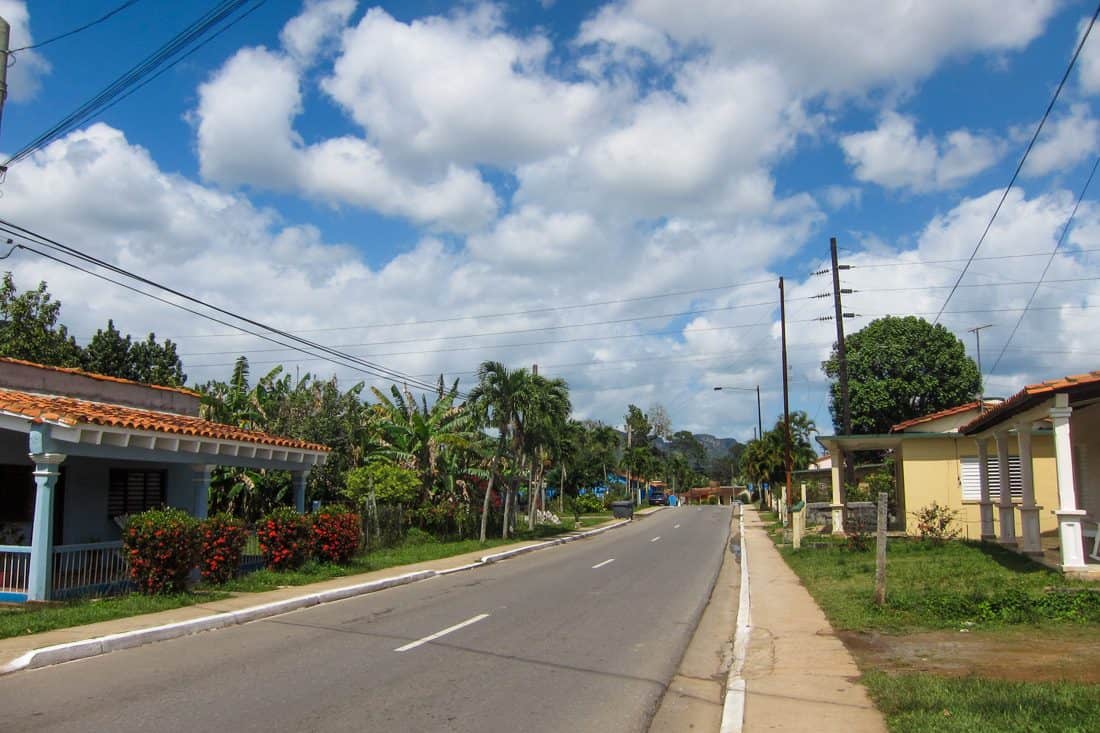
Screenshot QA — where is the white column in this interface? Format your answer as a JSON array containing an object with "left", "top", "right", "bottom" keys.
[
  {"left": 1016, "top": 422, "right": 1042, "bottom": 555},
  {"left": 995, "top": 431, "right": 1016, "bottom": 545},
  {"left": 829, "top": 444, "right": 845, "bottom": 535},
  {"left": 191, "top": 464, "right": 215, "bottom": 520},
  {"left": 1050, "top": 394, "right": 1086, "bottom": 569},
  {"left": 976, "top": 438, "right": 995, "bottom": 540},
  {"left": 292, "top": 470, "right": 310, "bottom": 513},
  {"left": 27, "top": 453, "right": 66, "bottom": 602}
]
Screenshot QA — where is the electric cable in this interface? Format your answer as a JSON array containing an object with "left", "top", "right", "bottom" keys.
[{"left": 10, "top": 1, "right": 145, "bottom": 53}]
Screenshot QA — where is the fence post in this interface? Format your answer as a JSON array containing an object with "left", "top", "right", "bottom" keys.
[{"left": 874, "top": 491, "right": 888, "bottom": 606}]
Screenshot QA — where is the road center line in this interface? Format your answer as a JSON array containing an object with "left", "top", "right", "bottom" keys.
[
  {"left": 650, "top": 536, "right": 661, "bottom": 542},
  {"left": 674, "top": 524, "right": 681, "bottom": 529},
  {"left": 394, "top": 613, "right": 490, "bottom": 652},
  {"left": 591, "top": 558, "right": 615, "bottom": 569}
]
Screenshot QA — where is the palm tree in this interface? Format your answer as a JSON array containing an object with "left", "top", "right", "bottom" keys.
[
  {"left": 521, "top": 374, "right": 571, "bottom": 528},
  {"left": 468, "top": 362, "right": 533, "bottom": 542}
]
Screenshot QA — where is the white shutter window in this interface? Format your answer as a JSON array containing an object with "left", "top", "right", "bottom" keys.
[{"left": 960, "top": 455, "right": 1022, "bottom": 502}]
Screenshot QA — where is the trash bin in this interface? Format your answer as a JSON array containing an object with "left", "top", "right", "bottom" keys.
[{"left": 610, "top": 500, "right": 634, "bottom": 519}]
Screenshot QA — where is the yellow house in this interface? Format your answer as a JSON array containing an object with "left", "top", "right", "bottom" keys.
[{"left": 818, "top": 370, "right": 1100, "bottom": 575}]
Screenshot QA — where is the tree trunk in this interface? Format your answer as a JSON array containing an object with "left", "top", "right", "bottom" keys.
[
  {"left": 559, "top": 465, "right": 566, "bottom": 514},
  {"left": 479, "top": 456, "right": 497, "bottom": 543},
  {"left": 502, "top": 487, "right": 511, "bottom": 540}
]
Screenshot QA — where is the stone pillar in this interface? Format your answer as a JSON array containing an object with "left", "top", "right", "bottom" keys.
[
  {"left": 994, "top": 431, "right": 1016, "bottom": 545},
  {"left": 191, "top": 464, "right": 215, "bottom": 520},
  {"left": 1016, "top": 422, "right": 1042, "bottom": 555},
  {"left": 292, "top": 470, "right": 310, "bottom": 514},
  {"left": 27, "top": 453, "right": 66, "bottom": 602},
  {"left": 829, "top": 444, "right": 845, "bottom": 535},
  {"left": 1050, "top": 394, "right": 1086, "bottom": 569},
  {"left": 976, "top": 438, "right": 995, "bottom": 541}
]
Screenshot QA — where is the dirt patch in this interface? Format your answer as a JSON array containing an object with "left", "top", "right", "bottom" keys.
[{"left": 839, "top": 626, "right": 1100, "bottom": 683}]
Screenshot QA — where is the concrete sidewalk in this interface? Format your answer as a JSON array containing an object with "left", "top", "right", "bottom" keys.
[
  {"left": 740, "top": 507, "right": 886, "bottom": 732},
  {"left": 0, "top": 513, "right": 653, "bottom": 674}
]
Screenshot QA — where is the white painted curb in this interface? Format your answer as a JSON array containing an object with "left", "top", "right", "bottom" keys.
[
  {"left": 719, "top": 511, "right": 751, "bottom": 733},
  {"left": 0, "top": 520, "right": 633, "bottom": 675}
]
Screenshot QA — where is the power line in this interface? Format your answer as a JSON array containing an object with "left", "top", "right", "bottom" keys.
[
  {"left": 137, "top": 277, "right": 782, "bottom": 340},
  {"left": 1, "top": 218, "right": 462, "bottom": 398},
  {"left": 988, "top": 154, "right": 1100, "bottom": 375},
  {"left": 10, "top": 0, "right": 145, "bottom": 53},
  {"left": 4, "top": 0, "right": 268, "bottom": 169},
  {"left": 932, "top": 0, "right": 1100, "bottom": 324},
  {"left": 849, "top": 248, "right": 1100, "bottom": 269},
  {"left": 853, "top": 276, "right": 1098, "bottom": 294}
]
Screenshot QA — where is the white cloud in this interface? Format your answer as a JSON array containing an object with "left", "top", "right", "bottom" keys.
[
  {"left": 195, "top": 37, "right": 497, "bottom": 232},
  {"left": 1021, "top": 104, "right": 1100, "bottom": 178},
  {"left": 280, "top": 0, "right": 356, "bottom": 66},
  {"left": 840, "top": 112, "right": 1001, "bottom": 191},
  {"left": 0, "top": 0, "right": 50, "bottom": 101},
  {"left": 321, "top": 5, "right": 613, "bottom": 168},
  {"left": 578, "top": 0, "right": 1057, "bottom": 96}
]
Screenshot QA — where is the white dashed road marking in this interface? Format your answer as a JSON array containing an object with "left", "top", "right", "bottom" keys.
[
  {"left": 650, "top": 536, "right": 661, "bottom": 543},
  {"left": 394, "top": 613, "right": 490, "bottom": 652},
  {"left": 592, "top": 558, "right": 615, "bottom": 569}
]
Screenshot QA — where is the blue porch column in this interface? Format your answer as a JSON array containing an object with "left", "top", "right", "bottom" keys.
[
  {"left": 27, "top": 453, "right": 66, "bottom": 602},
  {"left": 191, "top": 464, "right": 215, "bottom": 520},
  {"left": 292, "top": 470, "right": 310, "bottom": 513}
]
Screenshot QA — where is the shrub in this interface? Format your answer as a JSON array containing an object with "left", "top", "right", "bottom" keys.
[
  {"left": 707, "top": 495, "right": 720, "bottom": 505},
  {"left": 258, "top": 507, "right": 310, "bottom": 570},
  {"left": 737, "top": 490, "right": 753, "bottom": 505},
  {"left": 572, "top": 493, "right": 604, "bottom": 514},
  {"left": 912, "top": 501, "right": 961, "bottom": 543},
  {"left": 404, "top": 527, "right": 438, "bottom": 545},
  {"left": 123, "top": 508, "right": 200, "bottom": 594},
  {"left": 844, "top": 510, "right": 872, "bottom": 552},
  {"left": 198, "top": 513, "right": 248, "bottom": 584},
  {"left": 310, "top": 506, "right": 361, "bottom": 564}
]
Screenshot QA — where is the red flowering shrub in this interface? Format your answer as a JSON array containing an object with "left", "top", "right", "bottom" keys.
[
  {"left": 258, "top": 507, "right": 309, "bottom": 570},
  {"left": 198, "top": 513, "right": 248, "bottom": 584},
  {"left": 310, "top": 506, "right": 361, "bottom": 564},
  {"left": 123, "top": 508, "right": 200, "bottom": 595}
]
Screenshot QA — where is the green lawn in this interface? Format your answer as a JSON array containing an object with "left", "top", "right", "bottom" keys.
[
  {"left": 0, "top": 591, "right": 229, "bottom": 640},
  {"left": 779, "top": 537, "right": 1100, "bottom": 633},
  {"left": 864, "top": 671, "right": 1100, "bottom": 733}
]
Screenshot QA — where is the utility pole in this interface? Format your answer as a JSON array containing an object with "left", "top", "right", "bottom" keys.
[
  {"left": 779, "top": 277, "right": 793, "bottom": 519},
  {"left": 967, "top": 324, "right": 993, "bottom": 412},
  {"left": 0, "top": 16, "right": 10, "bottom": 140},
  {"left": 755, "top": 385, "right": 763, "bottom": 443},
  {"left": 830, "top": 237, "right": 852, "bottom": 437}
]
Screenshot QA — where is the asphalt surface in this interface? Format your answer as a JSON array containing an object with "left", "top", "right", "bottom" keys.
[{"left": 0, "top": 505, "right": 733, "bottom": 733}]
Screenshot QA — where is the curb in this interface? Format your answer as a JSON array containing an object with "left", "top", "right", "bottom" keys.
[
  {"left": 719, "top": 510, "right": 751, "bottom": 733},
  {"left": 0, "top": 520, "right": 632, "bottom": 676}
]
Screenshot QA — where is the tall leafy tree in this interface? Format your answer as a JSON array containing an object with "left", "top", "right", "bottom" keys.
[
  {"left": 129, "top": 333, "right": 186, "bottom": 386},
  {"left": 0, "top": 273, "right": 82, "bottom": 366},
  {"left": 823, "top": 316, "right": 980, "bottom": 434},
  {"left": 82, "top": 319, "right": 132, "bottom": 378}
]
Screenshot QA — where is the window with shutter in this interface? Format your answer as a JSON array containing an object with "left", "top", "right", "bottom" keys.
[
  {"left": 960, "top": 455, "right": 1022, "bottom": 502},
  {"left": 108, "top": 470, "right": 166, "bottom": 517}
]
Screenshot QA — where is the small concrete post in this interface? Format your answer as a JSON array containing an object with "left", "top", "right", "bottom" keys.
[{"left": 874, "top": 492, "right": 887, "bottom": 606}]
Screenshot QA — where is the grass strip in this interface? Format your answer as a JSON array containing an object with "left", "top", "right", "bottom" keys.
[
  {"left": 0, "top": 591, "right": 229, "bottom": 640},
  {"left": 864, "top": 671, "right": 1100, "bottom": 733}
]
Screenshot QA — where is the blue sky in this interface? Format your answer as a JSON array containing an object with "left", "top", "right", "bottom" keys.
[{"left": 2, "top": 0, "right": 1100, "bottom": 440}]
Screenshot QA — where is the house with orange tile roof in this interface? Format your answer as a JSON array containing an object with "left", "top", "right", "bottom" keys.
[
  {"left": 0, "top": 358, "right": 329, "bottom": 602},
  {"left": 960, "top": 371, "right": 1100, "bottom": 574},
  {"left": 816, "top": 374, "right": 1100, "bottom": 576},
  {"left": 816, "top": 399, "right": 1061, "bottom": 539}
]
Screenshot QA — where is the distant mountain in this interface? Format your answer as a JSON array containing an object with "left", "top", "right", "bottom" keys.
[{"left": 691, "top": 433, "right": 741, "bottom": 456}]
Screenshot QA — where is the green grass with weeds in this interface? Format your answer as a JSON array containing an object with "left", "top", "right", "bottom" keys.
[
  {"left": 864, "top": 671, "right": 1100, "bottom": 733},
  {"left": 0, "top": 591, "right": 229, "bottom": 640},
  {"left": 779, "top": 537, "right": 1100, "bottom": 633}
]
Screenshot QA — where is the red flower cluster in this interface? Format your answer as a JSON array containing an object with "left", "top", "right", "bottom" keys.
[
  {"left": 310, "top": 507, "right": 361, "bottom": 564},
  {"left": 258, "top": 507, "right": 310, "bottom": 570},
  {"left": 198, "top": 514, "right": 248, "bottom": 584},
  {"left": 122, "top": 509, "right": 200, "bottom": 595}
]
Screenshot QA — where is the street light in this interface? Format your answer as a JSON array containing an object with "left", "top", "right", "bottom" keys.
[{"left": 713, "top": 385, "right": 764, "bottom": 441}]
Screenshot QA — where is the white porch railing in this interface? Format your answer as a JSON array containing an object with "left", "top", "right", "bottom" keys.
[
  {"left": 51, "top": 541, "right": 131, "bottom": 599},
  {"left": 0, "top": 545, "right": 31, "bottom": 600}
]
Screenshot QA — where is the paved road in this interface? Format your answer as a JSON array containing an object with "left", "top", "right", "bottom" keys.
[{"left": 1, "top": 506, "right": 733, "bottom": 733}]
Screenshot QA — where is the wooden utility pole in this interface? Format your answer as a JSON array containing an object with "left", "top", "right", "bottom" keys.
[
  {"left": 0, "top": 16, "right": 9, "bottom": 138},
  {"left": 830, "top": 237, "right": 852, "bottom": 437},
  {"left": 779, "top": 277, "right": 793, "bottom": 519}
]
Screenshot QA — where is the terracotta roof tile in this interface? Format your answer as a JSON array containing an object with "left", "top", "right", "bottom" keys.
[
  {"left": 0, "top": 356, "right": 201, "bottom": 397},
  {"left": 0, "top": 388, "right": 329, "bottom": 452},
  {"left": 889, "top": 400, "right": 1000, "bottom": 432},
  {"left": 961, "top": 370, "right": 1100, "bottom": 434}
]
